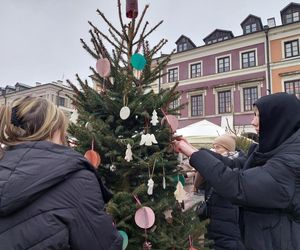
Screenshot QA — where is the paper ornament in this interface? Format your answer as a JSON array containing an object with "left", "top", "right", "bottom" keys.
[
  {"left": 126, "top": 0, "right": 138, "bottom": 18},
  {"left": 174, "top": 181, "right": 187, "bottom": 203},
  {"left": 134, "top": 206, "right": 155, "bottom": 229},
  {"left": 96, "top": 58, "right": 111, "bottom": 78},
  {"left": 130, "top": 53, "right": 146, "bottom": 70},
  {"left": 147, "top": 178, "right": 154, "bottom": 195},
  {"left": 120, "top": 106, "right": 131, "bottom": 120},
  {"left": 84, "top": 150, "right": 101, "bottom": 169},
  {"left": 124, "top": 144, "right": 133, "bottom": 162},
  {"left": 161, "top": 114, "right": 178, "bottom": 133},
  {"left": 118, "top": 230, "right": 128, "bottom": 250},
  {"left": 140, "top": 133, "right": 158, "bottom": 146},
  {"left": 110, "top": 164, "right": 117, "bottom": 172},
  {"left": 150, "top": 110, "right": 159, "bottom": 126}
]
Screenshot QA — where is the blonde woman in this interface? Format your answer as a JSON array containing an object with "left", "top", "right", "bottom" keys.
[{"left": 0, "top": 96, "right": 122, "bottom": 250}]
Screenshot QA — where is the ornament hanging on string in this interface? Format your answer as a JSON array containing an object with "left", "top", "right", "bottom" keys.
[
  {"left": 96, "top": 57, "right": 111, "bottom": 93},
  {"left": 84, "top": 139, "right": 101, "bottom": 169},
  {"left": 126, "top": 0, "right": 138, "bottom": 19},
  {"left": 150, "top": 110, "right": 159, "bottom": 126},
  {"left": 118, "top": 230, "right": 129, "bottom": 250},
  {"left": 162, "top": 165, "right": 166, "bottom": 189},
  {"left": 147, "top": 159, "right": 157, "bottom": 195},
  {"left": 140, "top": 133, "right": 158, "bottom": 146},
  {"left": 120, "top": 95, "right": 131, "bottom": 120},
  {"left": 124, "top": 144, "right": 133, "bottom": 162},
  {"left": 131, "top": 53, "right": 146, "bottom": 79},
  {"left": 110, "top": 164, "right": 117, "bottom": 172},
  {"left": 174, "top": 177, "right": 187, "bottom": 204}
]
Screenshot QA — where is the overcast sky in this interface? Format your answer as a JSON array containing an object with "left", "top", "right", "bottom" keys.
[{"left": 0, "top": 0, "right": 293, "bottom": 88}]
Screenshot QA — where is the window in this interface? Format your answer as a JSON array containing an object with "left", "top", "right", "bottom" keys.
[
  {"left": 285, "top": 79, "right": 300, "bottom": 99},
  {"left": 190, "top": 63, "right": 201, "bottom": 78},
  {"left": 191, "top": 95, "right": 203, "bottom": 117},
  {"left": 285, "top": 11, "right": 300, "bottom": 24},
  {"left": 218, "top": 91, "right": 231, "bottom": 113},
  {"left": 178, "top": 43, "right": 187, "bottom": 52},
  {"left": 243, "top": 87, "right": 258, "bottom": 111},
  {"left": 217, "top": 57, "right": 230, "bottom": 73},
  {"left": 168, "top": 68, "right": 178, "bottom": 82},
  {"left": 242, "top": 51, "right": 256, "bottom": 68},
  {"left": 57, "top": 96, "right": 65, "bottom": 107},
  {"left": 284, "top": 40, "right": 299, "bottom": 58},
  {"left": 169, "top": 99, "right": 179, "bottom": 110},
  {"left": 245, "top": 23, "right": 257, "bottom": 34}
]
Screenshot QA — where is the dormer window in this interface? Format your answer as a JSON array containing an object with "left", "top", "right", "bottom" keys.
[
  {"left": 281, "top": 3, "right": 300, "bottom": 25},
  {"left": 178, "top": 42, "right": 188, "bottom": 52},
  {"left": 245, "top": 23, "right": 257, "bottom": 34},
  {"left": 285, "top": 10, "right": 300, "bottom": 23},
  {"left": 203, "top": 29, "right": 234, "bottom": 45},
  {"left": 175, "top": 35, "right": 196, "bottom": 52},
  {"left": 241, "top": 14, "right": 262, "bottom": 35}
]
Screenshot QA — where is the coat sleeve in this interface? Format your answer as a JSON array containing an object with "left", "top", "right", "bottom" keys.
[
  {"left": 189, "top": 149, "right": 295, "bottom": 209},
  {"left": 62, "top": 170, "right": 123, "bottom": 250}
]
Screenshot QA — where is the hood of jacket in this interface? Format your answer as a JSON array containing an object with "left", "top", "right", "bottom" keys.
[
  {"left": 0, "top": 141, "right": 109, "bottom": 216},
  {"left": 254, "top": 92, "right": 300, "bottom": 153}
]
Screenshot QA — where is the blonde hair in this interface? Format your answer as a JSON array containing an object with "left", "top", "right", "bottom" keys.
[{"left": 0, "top": 96, "right": 67, "bottom": 150}]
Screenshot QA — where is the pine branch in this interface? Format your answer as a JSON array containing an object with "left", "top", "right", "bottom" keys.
[
  {"left": 108, "top": 28, "right": 127, "bottom": 53},
  {"left": 134, "top": 21, "right": 149, "bottom": 54},
  {"left": 94, "top": 29, "right": 113, "bottom": 61},
  {"left": 80, "top": 38, "right": 98, "bottom": 59},
  {"left": 96, "top": 9, "right": 124, "bottom": 40},
  {"left": 88, "top": 21, "right": 124, "bottom": 53},
  {"left": 133, "top": 20, "right": 164, "bottom": 46},
  {"left": 89, "top": 29, "right": 102, "bottom": 57},
  {"left": 132, "top": 4, "right": 149, "bottom": 41},
  {"left": 117, "top": 0, "right": 129, "bottom": 42}
]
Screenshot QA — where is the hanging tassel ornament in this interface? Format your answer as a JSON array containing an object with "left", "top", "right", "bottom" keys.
[{"left": 126, "top": 0, "right": 138, "bottom": 18}]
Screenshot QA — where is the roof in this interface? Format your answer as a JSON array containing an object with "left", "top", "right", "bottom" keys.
[
  {"left": 176, "top": 119, "right": 225, "bottom": 137},
  {"left": 203, "top": 29, "right": 234, "bottom": 42},
  {"left": 280, "top": 2, "right": 300, "bottom": 14},
  {"left": 175, "top": 35, "right": 196, "bottom": 47}
]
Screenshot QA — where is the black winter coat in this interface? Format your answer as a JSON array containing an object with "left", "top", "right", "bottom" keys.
[
  {"left": 190, "top": 128, "right": 300, "bottom": 250},
  {"left": 204, "top": 152, "right": 245, "bottom": 250},
  {"left": 0, "top": 141, "right": 123, "bottom": 250}
]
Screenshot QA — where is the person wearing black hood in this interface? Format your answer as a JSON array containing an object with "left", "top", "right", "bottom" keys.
[
  {"left": 0, "top": 96, "right": 122, "bottom": 250},
  {"left": 174, "top": 92, "right": 300, "bottom": 250}
]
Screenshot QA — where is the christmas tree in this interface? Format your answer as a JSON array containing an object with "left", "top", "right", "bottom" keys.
[{"left": 68, "top": 1, "right": 204, "bottom": 249}]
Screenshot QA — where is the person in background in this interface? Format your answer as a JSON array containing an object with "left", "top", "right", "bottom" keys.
[
  {"left": 194, "top": 134, "right": 245, "bottom": 250},
  {"left": 0, "top": 96, "right": 122, "bottom": 250},
  {"left": 174, "top": 92, "right": 300, "bottom": 250}
]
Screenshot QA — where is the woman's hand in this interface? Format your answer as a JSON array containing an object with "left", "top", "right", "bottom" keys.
[{"left": 173, "top": 136, "right": 198, "bottom": 157}]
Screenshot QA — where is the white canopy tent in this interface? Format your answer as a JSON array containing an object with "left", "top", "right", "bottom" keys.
[{"left": 176, "top": 119, "right": 226, "bottom": 147}]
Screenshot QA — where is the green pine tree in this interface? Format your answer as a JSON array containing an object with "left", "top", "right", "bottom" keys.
[{"left": 67, "top": 1, "right": 204, "bottom": 249}]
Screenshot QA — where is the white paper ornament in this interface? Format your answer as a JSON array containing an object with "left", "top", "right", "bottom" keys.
[
  {"left": 147, "top": 178, "right": 154, "bottom": 195},
  {"left": 110, "top": 164, "right": 117, "bottom": 172},
  {"left": 120, "top": 106, "right": 130, "bottom": 120},
  {"left": 174, "top": 181, "right": 187, "bottom": 203},
  {"left": 150, "top": 110, "right": 159, "bottom": 126},
  {"left": 163, "top": 176, "right": 166, "bottom": 189},
  {"left": 124, "top": 144, "right": 133, "bottom": 162}
]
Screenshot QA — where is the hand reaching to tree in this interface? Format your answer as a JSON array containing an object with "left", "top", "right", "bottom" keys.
[{"left": 173, "top": 136, "right": 198, "bottom": 157}]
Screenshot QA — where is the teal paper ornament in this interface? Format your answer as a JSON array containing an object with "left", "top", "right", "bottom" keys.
[
  {"left": 118, "top": 230, "right": 128, "bottom": 250},
  {"left": 130, "top": 53, "right": 146, "bottom": 70}
]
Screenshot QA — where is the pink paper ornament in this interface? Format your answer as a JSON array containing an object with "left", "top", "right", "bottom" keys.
[
  {"left": 96, "top": 58, "right": 111, "bottom": 78},
  {"left": 134, "top": 206, "right": 155, "bottom": 229},
  {"left": 161, "top": 114, "right": 178, "bottom": 133}
]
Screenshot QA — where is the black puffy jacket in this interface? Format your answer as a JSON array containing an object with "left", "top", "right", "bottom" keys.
[{"left": 0, "top": 141, "right": 122, "bottom": 250}]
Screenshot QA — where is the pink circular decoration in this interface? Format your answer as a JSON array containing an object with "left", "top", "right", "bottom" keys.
[
  {"left": 161, "top": 115, "right": 178, "bottom": 133},
  {"left": 96, "top": 58, "right": 111, "bottom": 78},
  {"left": 134, "top": 206, "right": 155, "bottom": 229}
]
